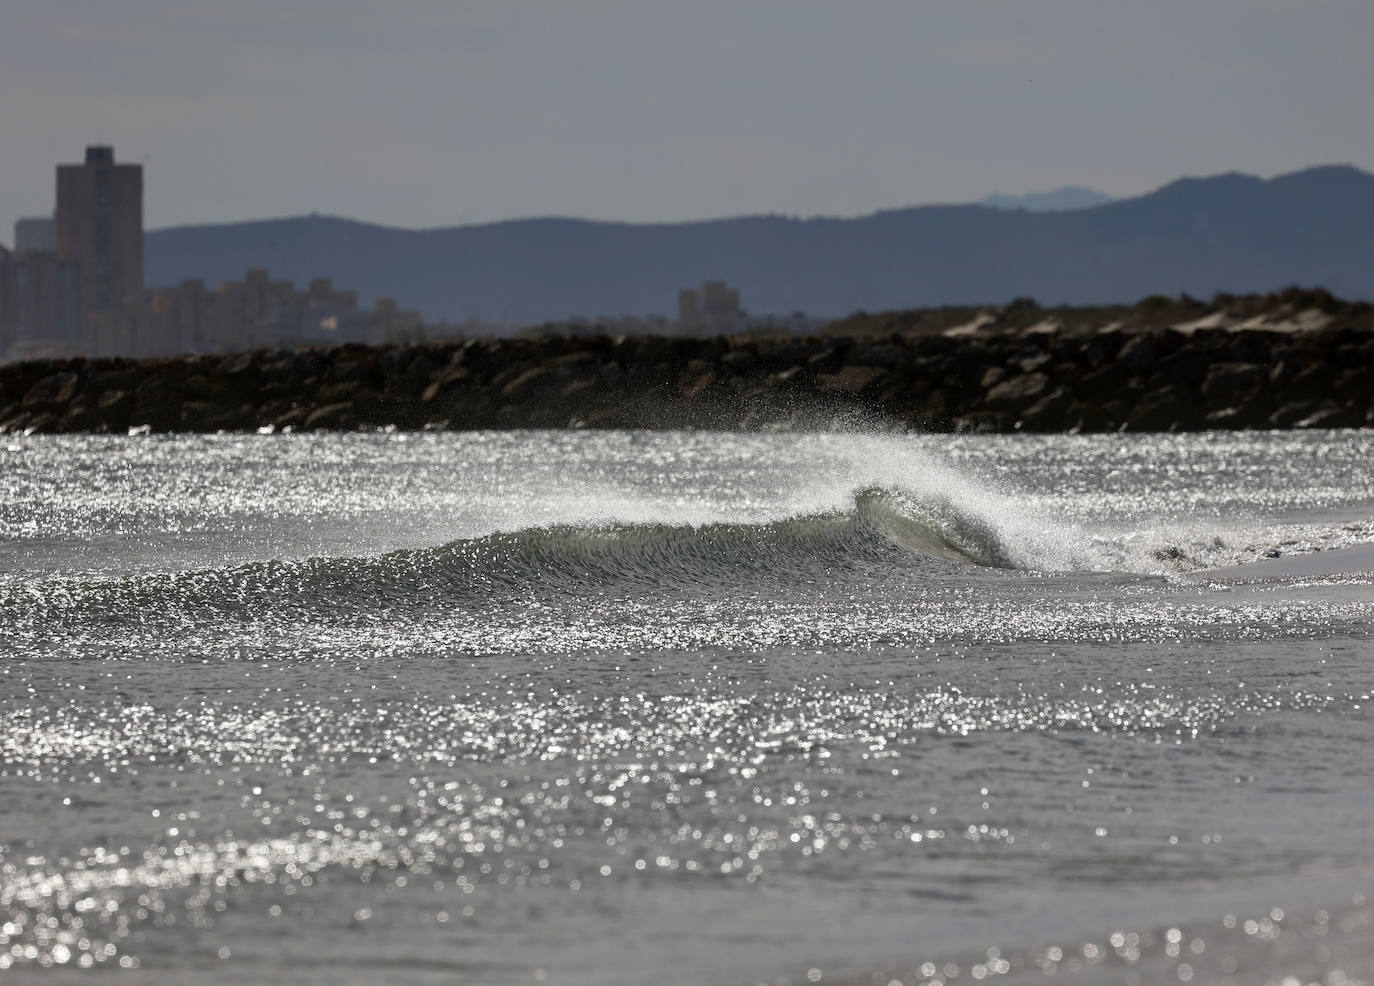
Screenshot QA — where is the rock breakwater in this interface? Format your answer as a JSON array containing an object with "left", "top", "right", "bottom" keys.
[{"left": 2, "top": 291, "right": 1372, "bottom": 435}]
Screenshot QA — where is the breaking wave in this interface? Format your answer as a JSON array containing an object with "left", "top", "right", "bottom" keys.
[
  {"left": 0, "top": 485, "right": 1080, "bottom": 624},
  {"left": 5, "top": 483, "right": 1368, "bottom": 633}
]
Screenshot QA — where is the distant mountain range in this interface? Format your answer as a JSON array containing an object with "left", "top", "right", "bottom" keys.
[
  {"left": 978, "top": 186, "right": 1114, "bottom": 212},
  {"left": 146, "top": 165, "right": 1374, "bottom": 323}
]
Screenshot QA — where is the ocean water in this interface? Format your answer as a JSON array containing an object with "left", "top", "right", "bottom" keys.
[{"left": 1, "top": 429, "right": 1373, "bottom": 986}]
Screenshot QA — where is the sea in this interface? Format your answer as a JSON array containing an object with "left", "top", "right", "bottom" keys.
[{"left": 2, "top": 428, "right": 1373, "bottom": 986}]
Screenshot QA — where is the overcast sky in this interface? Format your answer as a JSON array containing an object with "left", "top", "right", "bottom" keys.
[{"left": 3, "top": 0, "right": 1372, "bottom": 241}]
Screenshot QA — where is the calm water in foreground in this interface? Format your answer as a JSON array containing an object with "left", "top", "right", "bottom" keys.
[{"left": 2, "top": 429, "right": 1373, "bottom": 986}]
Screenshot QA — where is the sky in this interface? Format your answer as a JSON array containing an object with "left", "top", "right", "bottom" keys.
[{"left": 3, "top": 0, "right": 1373, "bottom": 241}]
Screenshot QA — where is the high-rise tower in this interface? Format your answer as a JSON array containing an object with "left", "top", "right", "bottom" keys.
[{"left": 56, "top": 146, "right": 143, "bottom": 323}]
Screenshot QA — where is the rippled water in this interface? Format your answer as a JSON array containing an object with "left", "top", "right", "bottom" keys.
[{"left": 1, "top": 430, "right": 1372, "bottom": 985}]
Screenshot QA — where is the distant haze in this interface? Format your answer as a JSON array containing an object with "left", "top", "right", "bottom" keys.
[
  {"left": 3, "top": 2, "right": 1374, "bottom": 241},
  {"left": 146, "top": 165, "right": 1374, "bottom": 322},
  {"left": 979, "top": 187, "right": 1114, "bottom": 212}
]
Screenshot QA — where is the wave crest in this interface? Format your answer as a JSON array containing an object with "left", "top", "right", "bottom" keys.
[{"left": 2, "top": 486, "right": 1053, "bottom": 626}]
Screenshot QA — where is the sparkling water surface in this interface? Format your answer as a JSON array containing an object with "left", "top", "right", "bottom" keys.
[{"left": 1, "top": 430, "right": 1372, "bottom": 985}]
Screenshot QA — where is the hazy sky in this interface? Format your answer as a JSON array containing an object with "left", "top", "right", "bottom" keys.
[{"left": 3, "top": 1, "right": 1373, "bottom": 241}]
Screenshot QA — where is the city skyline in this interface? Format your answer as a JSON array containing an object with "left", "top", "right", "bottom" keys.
[
  {"left": 3, "top": 2, "right": 1374, "bottom": 243},
  {"left": 0, "top": 145, "right": 432, "bottom": 361}
]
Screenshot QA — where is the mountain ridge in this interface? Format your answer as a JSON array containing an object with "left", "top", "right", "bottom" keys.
[
  {"left": 978, "top": 185, "right": 1114, "bottom": 212},
  {"left": 145, "top": 165, "right": 1374, "bottom": 322}
]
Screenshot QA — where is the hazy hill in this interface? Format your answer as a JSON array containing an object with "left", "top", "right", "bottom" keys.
[
  {"left": 145, "top": 165, "right": 1374, "bottom": 323},
  {"left": 978, "top": 186, "right": 1114, "bottom": 211}
]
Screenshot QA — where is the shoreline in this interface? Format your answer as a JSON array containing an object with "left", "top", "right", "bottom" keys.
[{"left": 2, "top": 290, "right": 1372, "bottom": 435}]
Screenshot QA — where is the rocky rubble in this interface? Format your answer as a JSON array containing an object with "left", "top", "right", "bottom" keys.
[{"left": 1, "top": 291, "right": 1372, "bottom": 435}]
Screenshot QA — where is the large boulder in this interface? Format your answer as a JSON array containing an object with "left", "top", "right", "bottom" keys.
[
  {"left": 1125, "top": 385, "right": 1199, "bottom": 431},
  {"left": 1018, "top": 386, "right": 1076, "bottom": 432},
  {"left": 816, "top": 366, "right": 887, "bottom": 395},
  {"left": 986, "top": 372, "right": 1050, "bottom": 410},
  {"left": 303, "top": 403, "right": 356, "bottom": 430},
  {"left": 847, "top": 343, "right": 910, "bottom": 369},
  {"left": 1115, "top": 335, "right": 1157, "bottom": 373},
  {"left": 22, "top": 371, "right": 80, "bottom": 411},
  {"left": 1151, "top": 347, "right": 1210, "bottom": 390},
  {"left": 1201, "top": 363, "right": 1267, "bottom": 404}
]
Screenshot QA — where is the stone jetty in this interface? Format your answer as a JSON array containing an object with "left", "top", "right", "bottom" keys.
[{"left": 2, "top": 289, "right": 1372, "bottom": 435}]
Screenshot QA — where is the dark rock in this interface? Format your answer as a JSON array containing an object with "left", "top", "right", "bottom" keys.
[
  {"left": 350, "top": 389, "right": 384, "bottom": 418},
  {"left": 327, "top": 351, "right": 384, "bottom": 388},
  {"left": 1204, "top": 407, "right": 1253, "bottom": 429},
  {"left": 911, "top": 389, "right": 950, "bottom": 425},
  {"left": 953, "top": 412, "right": 1006, "bottom": 434},
  {"left": 96, "top": 390, "right": 135, "bottom": 431},
  {"left": 599, "top": 362, "right": 625, "bottom": 388},
  {"left": 1294, "top": 403, "right": 1357, "bottom": 429},
  {"left": 1125, "top": 386, "right": 1199, "bottom": 431},
  {"left": 759, "top": 341, "right": 817, "bottom": 365},
  {"left": 1201, "top": 363, "right": 1267, "bottom": 404},
  {"left": 546, "top": 352, "right": 602, "bottom": 379},
  {"left": 816, "top": 366, "right": 886, "bottom": 395},
  {"left": 681, "top": 371, "right": 718, "bottom": 400},
  {"left": 1075, "top": 363, "right": 1128, "bottom": 399},
  {"left": 1152, "top": 346, "right": 1210, "bottom": 390},
  {"left": 1074, "top": 401, "right": 1123, "bottom": 433},
  {"left": 807, "top": 346, "right": 845, "bottom": 372},
  {"left": 179, "top": 401, "right": 216, "bottom": 430},
  {"left": 86, "top": 366, "right": 142, "bottom": 397},
  {"left": 1018, "top": 386, "right": 1075, "bottom": 432},
  {"left": 387, "top": 351, "right": 440, "bottom": 395},
  {"left": 848, "top": 344, "right": 909, "bottom": 369},
  {"left": 488, "top": 361, "right": 536, "bottom": 390},
  {"left": 217, "top": 352, "right": 258, "bottom": 378},
  {"left": 1116, "top": 335, "right": 1156, "bottom": 372},
  {"left": 1333, "top": 365, "right": 1374, "bottom": 403},
  {"left": 1286, "top": 363, "right": 1334, "bottom": 398},
  {"left": 561, "top": 379, "right": 597, "bottom": 401},
  {"left": 501, "top": 366, "right": 555, "bottom": 399},
  {"left": 205, "top": 405, "right": 254, "bottom": 432},
  {"left": 272, "top": 407, "right": 309, "bottom": 431},
  {"left": 303, "top": 403, "right": 356, "bottom": 430},
  {"left": 0, "top": 410, "right": 31, "bottom": 433},
  {"left": 1269, "top": 400, "right": 1324, "bottom": 428},
  {"left": 1204, "top": 392, "right": 1272, "bottom": 429},
  {"left": 421, "top": 367, "right": 472, "bottom": 405},
  {"left": 21, "top": 412, "right": 59, "bottom": 434},
  {"left": 255, "top": 399, "right": 294, "bottom": 424},
  {"left": 986, "top": 372, "right": 1050, "bottom": 410},
  {"left": 317, "top": 381, "right": 358, "bottom": 405},
  {"left": 57, "top": 406, "right": 102, "bottom": 432},
  {"left": 719, "top": 350, "right": 756, "bottom": 373},
  {"left": 0, "top": 306, "right": 1368, "bottom": 434},
  {"left": 634, "top": 337, "right": 681, "bottom": 365},
  {"left": 22, "top": 371, "right": 80, "bottom": 410}
]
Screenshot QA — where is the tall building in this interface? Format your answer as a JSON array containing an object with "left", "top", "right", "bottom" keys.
[{"left": 56, "top": 145, "right": 143, "bottom": 324}]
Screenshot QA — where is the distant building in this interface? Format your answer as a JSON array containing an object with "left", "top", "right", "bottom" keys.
[
  {"left": 0, "top": 246, "right": 11, "bottom": 354},
  {"left": 2, "top": 145, "right": 430, "bottom": 363},
  {"left": 14, "top": 218, "right": 56, "bottom": 253},
  {"left": 8, "top": 252, "right": 63, "bottom": 346},
  {"left": 79, "top": 268, "right": 424, "bottom": 358},
  {"left": 56, "top": 146, "right": 144, "bottom": 323},
  {"left": 678, "top": 280, "right": 744, "bottom": 334}
]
